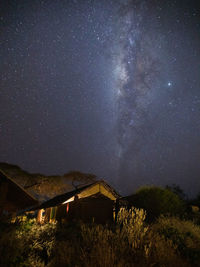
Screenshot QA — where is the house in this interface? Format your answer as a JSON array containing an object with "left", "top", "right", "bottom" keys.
[
  {"left": 0, "top": 170, "right": 38, "bottom": 217},
  {"left": 34, "top": 180, "right": 120, "bottom": 224}
]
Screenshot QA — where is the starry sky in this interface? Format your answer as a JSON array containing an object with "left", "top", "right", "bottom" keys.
[{"left": 1, "top": 0, "right": 200, "bottom": 196}]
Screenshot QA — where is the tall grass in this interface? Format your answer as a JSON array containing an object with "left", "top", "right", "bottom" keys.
[{"left": 0, "top": 208, "right": 199, "bottom": 266}]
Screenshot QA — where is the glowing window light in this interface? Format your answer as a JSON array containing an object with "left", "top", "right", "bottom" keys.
[
  {"left": 66, "top": 203, "right": 69, "bottom": 213},
  {"left": 62, "top": 196, "right": 75, "bottom": 204}
]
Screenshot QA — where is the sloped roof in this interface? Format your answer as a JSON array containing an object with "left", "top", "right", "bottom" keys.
[
  {"left": 0, "top": 170, "right": 39, "bottom": 212},
  {"left": 33, "top": 180, "right": 120, "bottom": 210}
]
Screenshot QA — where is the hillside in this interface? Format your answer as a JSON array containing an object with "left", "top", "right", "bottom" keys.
[{"left": 0, "top": 162, "right": 97, "bottom": 201}]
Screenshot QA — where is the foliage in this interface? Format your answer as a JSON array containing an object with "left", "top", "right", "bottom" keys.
[
  {"left": 166, "top": 184, "right": 187, "bottom": 200},
  {"left": 194, "top": 193, "right": 200, "bottom": 207},
  {"left": 0, "top": 217, "right": 56, "bottom": 267},
  {"left": 78, "top": 208, "right": 149, "bottom": 266},
  {"left": 128, "top": 186, "right": 185, "bottom": 221},
  {"left": 153, "top": 216, "right": 200, "bottom": 266},
  {"left": 64, "top": 171, "right": 97, "bottom": 183},
  {"left": 116, "top": 207, "right": 148, "bottom": 250},
  {"left": 0, "top": 209, "right": 195, "bottom": 267}
]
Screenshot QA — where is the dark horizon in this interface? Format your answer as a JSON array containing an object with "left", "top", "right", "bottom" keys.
[{"left": 1, "top": 0, "right": 200, "bottom": 197}]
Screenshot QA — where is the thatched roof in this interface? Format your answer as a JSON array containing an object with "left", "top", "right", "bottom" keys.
[
  {"left": 32, "top": 180, "right": 120, "bottom": 210},
  {"left": 0, "top": 170, "right": 39, "bottom": 213}
]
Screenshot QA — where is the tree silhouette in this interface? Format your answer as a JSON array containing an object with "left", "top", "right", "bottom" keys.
[{"left": 126, "top": 186, "right": 185, "bottom": 222}]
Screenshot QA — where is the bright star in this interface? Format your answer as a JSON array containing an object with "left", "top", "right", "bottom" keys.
[{"left": 167, "top": 82, "right": 172, "bottom": 87}]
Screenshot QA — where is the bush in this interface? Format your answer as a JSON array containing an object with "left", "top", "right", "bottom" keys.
[
  {"left": 128, "top": 186, "right": 185, "bottom": 221},
  {"left": 0, "top": 210, "right": 199, "bottom": 266},
  {"left": 0, "top": 217, "right": 56, "bottom": 267},
  {"left": 153, "top": 216, "right": 200, "bottom": 266}
]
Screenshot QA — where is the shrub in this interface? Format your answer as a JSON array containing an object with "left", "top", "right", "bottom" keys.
[
  {"left": 153, "top": 216, "right": 200, "bottom": 266},
  {"left": 0, "top": 216, "right": 56, "bottom": 267},
  {"left": 128, "top": 186, "right": 185, "bottom": 221},
  {"left": 0, "top": 210, "right": 198, "bottom": 266},
  {"left": 79, "top": 208, "right": 185, "bottom": 267}
]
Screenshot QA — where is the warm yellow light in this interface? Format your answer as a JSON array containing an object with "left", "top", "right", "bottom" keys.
[
  {"left": 62, "top": 196, "right": 75, "bottom": 204},
  {"left": 37, "top": 208, "right": 45, "bottom": 223}
]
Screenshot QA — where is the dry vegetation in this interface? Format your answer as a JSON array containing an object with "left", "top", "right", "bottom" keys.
[{"left": 1, "top": 208, "right": 200, "bottom": 267}]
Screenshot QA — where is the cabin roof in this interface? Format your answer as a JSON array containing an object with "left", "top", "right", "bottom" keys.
[
  {"left": 0, "top": 170, "right": 39, "bottom": 212},
  {"left": 33, "top": 180, "right": 120, "bottom": 210}
]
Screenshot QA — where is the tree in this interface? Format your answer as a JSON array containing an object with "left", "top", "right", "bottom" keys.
[
  {"left": 165, "top": 184, "right": 187, "bottom": 201},
  {"left": 126, "top": 186, "right": 185, "bottom": 222},
  {"left": 63, "top": 171, "right": 97, "bottom": 189}
]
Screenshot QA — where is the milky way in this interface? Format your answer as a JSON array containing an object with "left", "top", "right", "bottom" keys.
[
  {"left": 110, "top": 0, "right": 200, "bottom": 195},
  {"left": 1, "top": 0, "right": 200, "bottom": 196},
  {"left": 111, "top": 1, "right": 166, "bottom": 190}
]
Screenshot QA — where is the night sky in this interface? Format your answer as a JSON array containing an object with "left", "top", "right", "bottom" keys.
[{"left": 1, "top": 0, "right": 200, "bottom": 196}]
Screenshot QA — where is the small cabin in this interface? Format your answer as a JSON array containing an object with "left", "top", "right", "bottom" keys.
[
  {"left": 35, "top": 180, "right": 120, "bottom": 224},
  {"left": 0, "top": 170, "right": 38, "bottom": 217}
]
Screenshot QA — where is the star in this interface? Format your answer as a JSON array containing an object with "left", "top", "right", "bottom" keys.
[
  {"left": 0, "top": 0, "right": 200, "bottom": 198},
  {"left": 167, "top": 82, "right": 172, "bottom": 87}
]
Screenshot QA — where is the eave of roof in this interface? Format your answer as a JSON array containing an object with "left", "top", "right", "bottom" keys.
[
  {"left": 32, "top": 179, "right": 120, "bottom": 210},
  {"left": 0, "top": 170, "right": 39, "bottom": 205}
]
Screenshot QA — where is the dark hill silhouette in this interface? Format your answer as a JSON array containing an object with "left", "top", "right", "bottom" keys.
[{"left": 0, "top": 162, "right": 97, "bottom": 201}]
